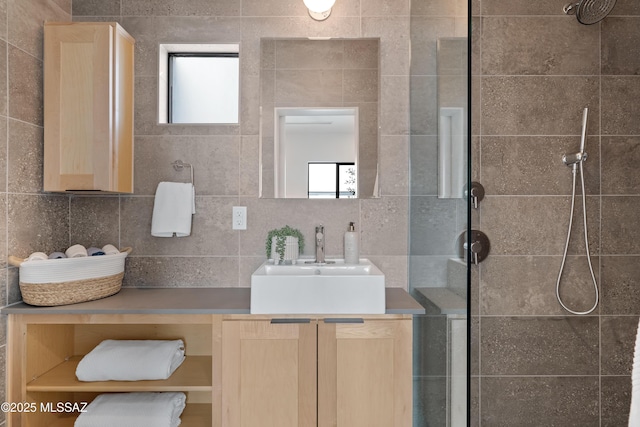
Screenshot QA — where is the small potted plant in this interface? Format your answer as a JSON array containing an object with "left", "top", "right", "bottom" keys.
[{"left": 266, "top": 225, "right": 305, "bottom": 264}]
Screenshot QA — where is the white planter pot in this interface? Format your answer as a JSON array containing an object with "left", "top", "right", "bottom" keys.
[{"left": 271, "top": 236, "right": 299, "bottom": 263}]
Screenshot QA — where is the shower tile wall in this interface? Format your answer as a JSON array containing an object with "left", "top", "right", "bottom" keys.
[{"left": 474, "top": 0, "right": 640, "bottom": 425}]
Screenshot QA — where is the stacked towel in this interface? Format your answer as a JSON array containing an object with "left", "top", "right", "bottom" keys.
[
  {"left": 74, "top": 392, "right": 186, "bottom": 427},
  {"left": 76, "top": 339, "right": 185, "bottom": 382},
  {"left": 151, "top": 182, "right": 196, "bottom": 237},
  {"left": 630, "top": 319, "right": 640, "bottom": 426}
]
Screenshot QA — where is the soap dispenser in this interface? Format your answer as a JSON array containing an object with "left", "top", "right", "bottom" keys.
[{"left": 344, "top": 222, "right": 359, "bottom": 264}]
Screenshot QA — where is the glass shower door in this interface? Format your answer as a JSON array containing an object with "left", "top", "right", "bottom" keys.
[{"left": 409, "top": 1, "right": 470, "bottom": 425}]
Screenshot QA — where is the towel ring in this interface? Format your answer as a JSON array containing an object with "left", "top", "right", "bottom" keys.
[{"left": 171, "top": 160, "right": 194, "bottom": 185}]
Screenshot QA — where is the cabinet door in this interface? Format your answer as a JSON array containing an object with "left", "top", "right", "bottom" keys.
[
  {"left": 43, "top": 23, "right": 134, "bottom": 193},
  {"left": 222, "top": 319, "right": 317, "bottom": 427},
  {"left": 318, "top": 318, "right": 412, "bottom": 427},
  {"left": 112, "top": 23, "right": 135, "bottom": 193}
]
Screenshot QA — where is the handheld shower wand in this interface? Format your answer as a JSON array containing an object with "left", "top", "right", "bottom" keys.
[
  {"left": 579, "top": 107, "right": 588, "bottom": 152},
  {"left": 562, "top": 108, "right": 589, "bottom": 168},
  {"left": 556, "top": 107, "right": 599, "bottom": 315}
]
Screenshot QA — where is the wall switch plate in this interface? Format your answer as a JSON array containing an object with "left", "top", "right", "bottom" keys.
[{"left": 232, "top": 206, "right": 247, "bottom": 230}]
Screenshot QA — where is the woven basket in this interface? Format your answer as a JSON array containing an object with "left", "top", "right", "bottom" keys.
[{"left": 8, "top": 247, "right": 132, "bottom": 307}]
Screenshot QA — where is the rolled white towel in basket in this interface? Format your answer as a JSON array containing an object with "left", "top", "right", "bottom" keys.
[
  {"left": 74, "top": 392, "right": 186, "bottom": 427},
  {"left": 76, "top": 339, "right": 185, "bottom": 382}
]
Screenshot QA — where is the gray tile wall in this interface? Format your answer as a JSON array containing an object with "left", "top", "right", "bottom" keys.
[
  {"left": 1, "top": 1, "right": 415, "bottom": 423},
  {"left": 1, "top": 1, "right": 73, "bottom": 425},
  {"left": 474, "top": 0, "right": 640, "bottom": 425},
  {"left": 70, "top": 0, "right": 413, "bottom": 289}
]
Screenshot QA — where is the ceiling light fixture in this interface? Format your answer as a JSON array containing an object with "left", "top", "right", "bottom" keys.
[{"left": 303, "top": 0, "right": 336, "bottom": 21}]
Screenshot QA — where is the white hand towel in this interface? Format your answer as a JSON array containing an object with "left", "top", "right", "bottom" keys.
[
  {"left": 74, "top": 392, "right": 186, "bottom": 427},
  {"left": 630, "top": 318, "right": 640, "bottom": 426},
  {"left": 75, "top": 339, "right": 185, "bottom": 382},
  {"left": 151, "top": 182, "right": 196, "bottom": 237}
]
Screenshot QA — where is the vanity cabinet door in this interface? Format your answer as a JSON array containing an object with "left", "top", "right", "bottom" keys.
[
  {"left": 221, "top": 319, "right": 317, "bottom": 427},
  {"left": 43, "top": 22, "right": 134, "bottom": 193},
  {"left": 317, "top": 318, "right": 413, "bottom": 427}
]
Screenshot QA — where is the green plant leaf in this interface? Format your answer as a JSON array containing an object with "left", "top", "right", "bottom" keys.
[{"left": 265, "top": 225, "right": 305, "bottom": 261}]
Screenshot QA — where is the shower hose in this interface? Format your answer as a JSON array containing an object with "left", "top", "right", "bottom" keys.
[{"left": 555, "top": 159, "right": 599, "bottom": 315}]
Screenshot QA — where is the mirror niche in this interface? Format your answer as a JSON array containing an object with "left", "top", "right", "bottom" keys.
[
  {"left": 437, "top": 37, "right": 468, "bottom": 199},
  {"left": 259, "top": 38, "right": 380, "bottom": 199}
]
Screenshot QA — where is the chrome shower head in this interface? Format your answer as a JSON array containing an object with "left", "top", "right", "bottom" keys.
[{"left": 563, "top": 0, "right": 616, "bottom": 25}]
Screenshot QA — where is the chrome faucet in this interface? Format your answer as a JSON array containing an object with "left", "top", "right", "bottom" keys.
[
  {"left": 305, "top": 225, "right": 334, "bottom": 265},
  {"left": 314, "top": 225, "right": 325, "bottom": 263}
]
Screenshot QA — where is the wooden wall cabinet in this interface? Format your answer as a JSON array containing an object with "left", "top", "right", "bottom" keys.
[
  {"left": 43, "top": 22, "right": 134, "bottom": 193},
  {"left": 221, "top": 316, "right": 413, "bottom": 427}
]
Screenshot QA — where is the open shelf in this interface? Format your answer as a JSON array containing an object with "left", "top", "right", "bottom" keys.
[
  {"left": 47, "top": 403, "right": 212, "bottom": 427},
  {"left": 27, "top": 356, "right": 212, "bottom": 392}
]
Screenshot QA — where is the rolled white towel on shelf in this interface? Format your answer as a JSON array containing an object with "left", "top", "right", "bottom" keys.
[
  {"left": 76, "top": 339, "right": 185, "bottom": 382},
  {"left": 74, "top": 392, "right": 186, "bottom": 427},
  {"left": 629, "top": 318, "right": 640, "bottom": 426}
]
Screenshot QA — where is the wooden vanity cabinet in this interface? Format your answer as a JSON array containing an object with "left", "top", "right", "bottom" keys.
[
  {"left": 221, "top": 316, "right": 413, "bottom": 427},
  {"left": 43, "top": 22, "right": 134, "bottom": 193},
  {"left": 7, "top": 312, "right": 413, "bottom": 427}
]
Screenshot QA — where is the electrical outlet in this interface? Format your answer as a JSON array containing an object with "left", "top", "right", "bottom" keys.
[{"left": 232, "top": 206, "right": 247, "bottom": 230}]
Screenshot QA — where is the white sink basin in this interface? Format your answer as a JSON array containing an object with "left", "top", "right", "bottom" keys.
[{"left": 250, "top": 259, "right": 385, "bottom": 314}]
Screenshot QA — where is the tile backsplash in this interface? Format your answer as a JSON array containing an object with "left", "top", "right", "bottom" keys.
[{"left": 60, "top": 0, "right": 453, "bottom": 290}]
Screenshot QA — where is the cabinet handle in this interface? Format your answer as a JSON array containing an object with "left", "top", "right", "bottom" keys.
[
  {"left": 270, "top": 318, "right": 311, "bottom": 324},
  {"left": 323, "top": 318, "right": 364, "bottom": 324}
]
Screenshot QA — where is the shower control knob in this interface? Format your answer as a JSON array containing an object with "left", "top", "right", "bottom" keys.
[
  {"left": 469, "top": 241, "right": 482, "bottom": 264},
  {"left": 457, "top": 230, "right": 491, "bottom": 265},
  {"left": 469, "top": 182, "right": 485, "bottom": 209}
]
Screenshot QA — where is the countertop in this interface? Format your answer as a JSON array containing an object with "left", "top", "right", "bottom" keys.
[{"left": 1, "top": 287, "right": 425, "bottom": 315}]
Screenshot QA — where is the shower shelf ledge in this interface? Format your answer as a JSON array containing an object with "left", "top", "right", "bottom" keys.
[{"left": 414, "top": 287, "right": 466, "bottom": 316}]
